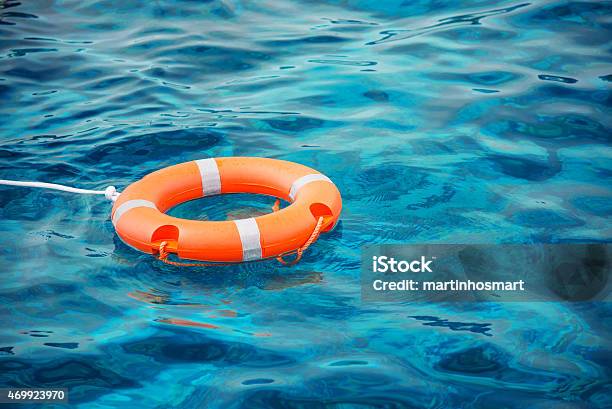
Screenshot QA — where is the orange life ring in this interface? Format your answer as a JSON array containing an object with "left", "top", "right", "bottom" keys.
[{"left": 111, "top": 157, "right": 342, "bottom": 263}]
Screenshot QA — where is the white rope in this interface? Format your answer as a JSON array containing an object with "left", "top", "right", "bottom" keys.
[{"left": 0, "top": 179, "right": 120, "bottom": 201}]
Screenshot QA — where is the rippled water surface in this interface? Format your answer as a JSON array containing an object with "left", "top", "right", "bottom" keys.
[{"left": 1, "top": 0, "right": 611, "bottom": 407}]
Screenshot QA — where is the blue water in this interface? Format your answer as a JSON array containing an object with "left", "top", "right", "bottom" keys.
[{"left": 1, "top": 0, "right": 611, "bottom": 407}]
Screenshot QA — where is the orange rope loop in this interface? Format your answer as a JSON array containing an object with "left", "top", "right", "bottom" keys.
[{"left": 276, "top": 215, "right": 325, "bottom": 266}]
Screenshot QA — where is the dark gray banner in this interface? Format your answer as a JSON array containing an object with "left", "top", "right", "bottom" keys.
[{"left": 361, "top": 244, "right": 611, "bottom": 302}]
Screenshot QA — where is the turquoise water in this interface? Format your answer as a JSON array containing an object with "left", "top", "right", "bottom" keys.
[{"left": 1, "top": 0, "right": 611, "bottom": 407}]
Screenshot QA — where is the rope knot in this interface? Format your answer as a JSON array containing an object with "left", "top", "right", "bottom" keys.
[{"left": 104, "top": 186, "right": 119, "bottom": 201}]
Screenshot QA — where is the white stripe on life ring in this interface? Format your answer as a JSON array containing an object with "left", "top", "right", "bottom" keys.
[
  {"left": 289, "top": 173, "right": 332, "bottom": 201},
  {"left": 112, "top": 199, "right": 157, "bottom": 226},
  {"left": 195, "top": 158, "right": 221, "bottom": 196},
  {"left": 234, "top": 218, "right": 262, "bottom": 261}
]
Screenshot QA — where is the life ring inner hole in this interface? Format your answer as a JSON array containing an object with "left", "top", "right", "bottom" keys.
[{"left": 166, "top": 192, "right": 290, "bottom": 221}]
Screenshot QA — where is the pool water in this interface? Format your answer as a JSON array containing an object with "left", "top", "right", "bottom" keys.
[{"left": 1, "top": 0, "right": 611, "bottom": 407}]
